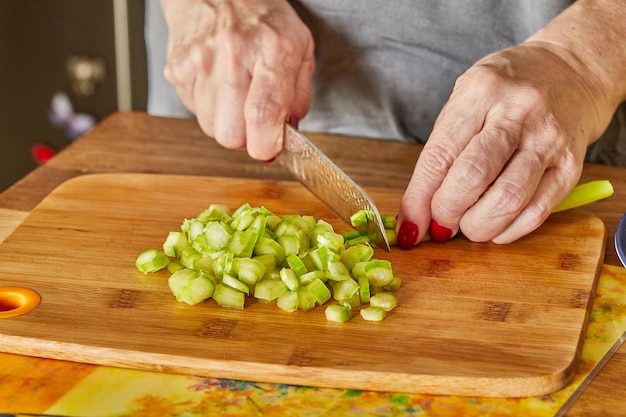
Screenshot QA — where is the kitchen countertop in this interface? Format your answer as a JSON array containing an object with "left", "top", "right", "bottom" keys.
[{"left": 0, "top": 111, "right": 625, "bottom": 416}]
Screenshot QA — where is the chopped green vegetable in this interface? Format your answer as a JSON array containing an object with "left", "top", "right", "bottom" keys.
[
  {"left": 167, "top": 268, "right": 197, "bottom": 299},
  {"left": 553, "top": 180, "right": 614, "bottom": 213},
  {"left": 222, "top": 273, "right": 250, "bottom": 295},
  {"left": 136, "top": 203, "right": 402, "bottom": 323},
  {"left": 137, "top": 180, "right": 612, "bottom": 319},
  {"left": 297, "top": 286, "right": 318, "bottom": 311},
  {"left": 179, "top": 246, "right": 201, "bottom": 269},
  {"left": 309, "top": 245, "right": 333, "bottom": 270},
  {"left": 204, "top": 221, "right": 232, "bottom": 250},
  {"left": 358, "top": 275, "right": 371, "bottom": 303},
  {"left": 135, "top": 249, "right": 169, "bottom": 274},
  {"left": 212, "top": 252, "right": 234, "bottom": 279},
  {"left": 183, "top": 219, "right": 205, "bottom": 242},
  {"left": 195, "top": 204, "right": 230, "bottom": 222},
  {"left": 349, "top": 210, "right": 369, "bottom": 227},
  {"left": 212, "top": 284, "right": 245, "bottom": 309},
  {"left": 370, "top": 292, "right": 399, "bottom": 311},
  {"left": 343, "top": 293, "right": 362, "bottom": 307},
  {"left": 279, "top": 267, "right": 300, "bottom": 291},
  {"left": 167, "top": 261, "right": 183, "bottom": 273},
  {"left": 341, "top": 229, "right": 363, "bottom": 242},
  {"left": 278, "top": 234, "right": 300, "bottom": 257},
  {"left": 254, "top": 279, "right": 288, "bottom": 301},
  {"left": 365, "top": 260, "right": 394, "bottom": 287},
  {"left": 332, "top": 278, "right": 360, "bottom": 302},
  {"left": 254, "top": 236, "right": 285, "bottom": 264},
  {"left": 163, "top": 231, "right": 188, "bottom": 257},
  {"left": 277, "top": 291, "right": 299, "bottom": 312},
  {"left": 298, "top": 270, "right": 326, "bottom": 285},
  {"left": 381, "top": 215, "right": 396, "bottom": 230},
  {"left": 341, "top": 243, "right": 373, "bottom": 270},
  {"left": 384, "top": 275, "right": 402, "bottom": 292},
  {"left": 325, "top": 304, "right": 352, "bottom": 323},
  {"left": 305, "top": 278, "right": 331, "bottom": 305},
  {"left": 326, "top": 260, "right": 351, "bottom": 281},
  {"left": 167, "top": 268, "right": 216, "bottom": 305},
  {"left": 232, "top": 257, "right": 266, "bottom": 286},
  {"left": 192, "top": 255, "right": 214, "bottom": 273},
  {"left": 316, "top": 231, "right": 344, "bottom": 252},
  {"left": 228, "top": 229, "right": 256, "bottom": 257},
  {"left": 285, "top": 253, "right": 308, "bottom": 276},
  {"left": 360, "top": 306, "right": 386, "bottom": 321},
  {"left": 386, "top": 228, "right": 398, "bottom": 246},
  {"left": 349, "top": 210, "right": 398, "bottom": 248}
]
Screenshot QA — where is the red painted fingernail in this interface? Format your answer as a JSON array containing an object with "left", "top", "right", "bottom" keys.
[
  {"left": 287, "top": 115, "right": 299, "bottom": 129},
  {"left": 430, "top": 219, "right": 452, "bottom": 243},
  {"left": 397, "top": 220, "right": 418, "bottom": 250}
]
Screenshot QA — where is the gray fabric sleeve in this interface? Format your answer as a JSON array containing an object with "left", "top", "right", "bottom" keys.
[{"left": 144, "top": 0, "right": 192, "bottom": 118}]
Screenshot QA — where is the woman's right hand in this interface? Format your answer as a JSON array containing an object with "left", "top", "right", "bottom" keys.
[{"left": 161, "top": 0, "right": 315, "bottom": 161}]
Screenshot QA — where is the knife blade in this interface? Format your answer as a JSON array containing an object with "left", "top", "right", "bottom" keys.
[{"left": 276, "top": 123, "right": 390, "bottom": 251}]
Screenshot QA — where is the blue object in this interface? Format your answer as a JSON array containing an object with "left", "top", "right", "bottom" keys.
[{"left": 615, "top": 213, "right": 626, "bottom": 267}]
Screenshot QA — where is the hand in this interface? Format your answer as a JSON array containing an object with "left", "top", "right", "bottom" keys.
[
  {"left": 161, "top": 0, "right": 315, "bottom": 161},
  {"left": 397, "top": 42, "right": 612, "bottom": 247}
]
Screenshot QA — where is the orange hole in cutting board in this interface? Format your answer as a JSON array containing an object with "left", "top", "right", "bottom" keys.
[{"left": 0, "top": 287, "right": 41, "bottom": 318}]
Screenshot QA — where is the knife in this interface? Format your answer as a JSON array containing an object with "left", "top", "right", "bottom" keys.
[
  {"left": 615, "top": 212, "right": 626, "bottom": 267},
  {"left": 276, "top": 123, "right": 390, "bottom": 251}
]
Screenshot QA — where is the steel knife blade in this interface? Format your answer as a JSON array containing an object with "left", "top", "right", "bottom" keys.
[{"left": 276, "top": 123, "right": 390, "bottom": 251}]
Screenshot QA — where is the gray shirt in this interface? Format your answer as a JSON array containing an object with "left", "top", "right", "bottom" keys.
[
  {"left": 291, "top": 0, "right": 571, "bottom": 142},
  {"left": 145, "top": 0, "right": 626, "bottom": 165}
]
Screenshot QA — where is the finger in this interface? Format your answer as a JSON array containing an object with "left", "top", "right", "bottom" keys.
[
  {"left": 184, "top": 48, "right": 223, "bottom": 139},
  {"left": 457, "top": 147, "right": 546, "bottom": 242},
  {"left": 430, "top": 115, "right": 521, "bottom": 232},
  {"left": 244, "top": 61, "right": 298, "bottom": 161},
  {"left": 490, "top": 166, "right": 576, "bottom": 244},
  {"left": 397, "top": 140, "right": 456, "bottom": 248},
  {"left": 212, "top": 54, "right": 252, "bottom": 151},
  {"left": 191, "top": 74, "right": 217, "bottom": 138},
  {"left": 396, "top": 89, "right": 489, "bottom": 247},
  {"left": 456, "top": 104, "right": 570, "bottom": 242}
]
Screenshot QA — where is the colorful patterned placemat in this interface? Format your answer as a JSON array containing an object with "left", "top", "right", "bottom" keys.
[{"left": 0, "top": 263, "right": 623, "bottom": 417}]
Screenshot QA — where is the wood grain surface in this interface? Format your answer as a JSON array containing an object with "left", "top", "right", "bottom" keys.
[
  {"left": 0, "top": 173, "right": 606, "bottom": 397},
  {"left": 0, "top": 208, "right": 27, "bottom": 243}
]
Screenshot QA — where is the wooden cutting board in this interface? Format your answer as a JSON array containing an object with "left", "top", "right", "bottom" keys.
[{"left": 0, "top": 173, "right": 605, "bottom": 397}]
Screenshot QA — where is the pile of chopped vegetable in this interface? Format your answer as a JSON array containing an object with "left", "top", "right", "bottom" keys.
[{"left": 135, "top": 203, "right": 400, "bottom": 322}]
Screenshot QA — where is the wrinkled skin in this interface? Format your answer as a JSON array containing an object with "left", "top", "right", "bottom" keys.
[
  {"left": 396, "top": 0, "right": 626, "bottom": 246},
  {"left": 399, "top": 43, "right": 602, "bottom": 245},
  {"left": 162, "top": 0, "right": 626, "bottom": 246},
  {"left": 162, "top": 0, "right": 315, "bottom": 161}
]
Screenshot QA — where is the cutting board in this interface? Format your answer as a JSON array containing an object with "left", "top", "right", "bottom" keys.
[{"left": 0, "top": 173, "right": 605, "bottom": 397}]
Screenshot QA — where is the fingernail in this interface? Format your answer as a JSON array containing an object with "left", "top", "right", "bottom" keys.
[
  {"left": 397, "top": 220, "right": 419, "bottom": 250},
  {"left": 261, "top": 157, "right": 275, "bottom": 163},
  {"left": 430, "top": 219, "right": 452, "bottom": 243},
  {"left": 287, "top": 114, "right": 299, "bottom": 129}
]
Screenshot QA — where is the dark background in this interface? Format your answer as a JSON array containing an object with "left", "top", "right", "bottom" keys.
[{"left": 0, "top": 0, "right": 148, "bottom": 191}]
